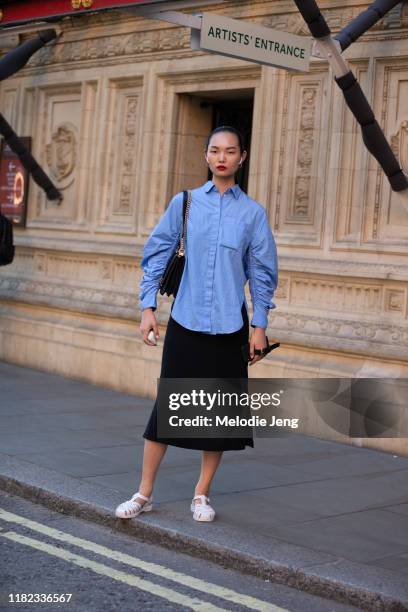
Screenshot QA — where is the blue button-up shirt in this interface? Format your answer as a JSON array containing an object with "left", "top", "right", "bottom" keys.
[{"left": 139, "top": 180, "right": 278, "bottom": 334}]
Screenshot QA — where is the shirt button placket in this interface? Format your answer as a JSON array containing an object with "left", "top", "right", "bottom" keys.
[{"left": 204, "top": 192, "right": 222, "bottom": 333}]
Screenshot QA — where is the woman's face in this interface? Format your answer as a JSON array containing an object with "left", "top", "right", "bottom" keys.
[{"left": 205, "top": 131, "right": 247, "bottom": 180}]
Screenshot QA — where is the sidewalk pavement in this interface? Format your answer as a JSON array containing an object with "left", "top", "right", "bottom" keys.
[{"left": 1, "top": 361, "right": 408, "bottom": 611}]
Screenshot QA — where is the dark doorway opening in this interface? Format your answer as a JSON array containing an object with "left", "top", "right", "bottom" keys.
[{"left": 199, "top": 92, "right": 254, "bottom": 193}]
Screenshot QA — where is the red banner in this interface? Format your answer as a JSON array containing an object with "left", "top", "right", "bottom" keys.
[{"left": 0, "top": 0, "right": 170, "bottom": 28}]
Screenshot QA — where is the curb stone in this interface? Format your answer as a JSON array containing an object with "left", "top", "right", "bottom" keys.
[{"left": 0, "top": 472, "right": 406, "bottom": 612}]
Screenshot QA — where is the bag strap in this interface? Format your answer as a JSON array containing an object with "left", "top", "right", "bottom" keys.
[{"left": 178, "top": 190, "right": 192, "bottom": 256}]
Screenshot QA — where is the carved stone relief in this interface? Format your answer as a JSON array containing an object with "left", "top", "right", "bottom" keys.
[
  {"left": 385, "top": 288, "right": 406, "bottom": 314},
  {"left": 34, "top": 86, "right": 82, "bottom": 220},
  {"left": 98, "top": 78, "right": 143, "bottom": 231},
  {"left": 116, "top": 96, "right": 140, "bottom": 214},
  {"left": 26, "top": 26, "right": 190, "bottom": 69},
  {"left": 273, "top": 68, "right": 328, "bottom": 245},
  {"left": 293, "top": 87, "right": 317, "bottom": 218},
  {"left": 45, "top": 123, "right": 78, "bottom": 188},
  {"left": 1, "top": 88, "right": 17, "bottom": 124},
  {"left": 290, "top": 273, "right": 407, "bottom": 325},
  {"left": 268, "top": 309, "right": 408, "bottom": 360},
  {"left": 274, "top": 277, "right": 288, "bottom": 301},
  {"left": 363, "top": 62, "right": 408, "bottom": 244},
  {"left": 391, "top": 120, "right": 408, "bottom": 175},
  {"left": 291, "top": 277, "right": 383, "bottom": 314},
  {"left": 261, "top": 2, "right": 407, "bottom": 35},
  {"left": 29, "top": 81, "right": 97, "bottom": 225},
  {"left": 332, "top": 63, "right": 369, "bottom": 246}
]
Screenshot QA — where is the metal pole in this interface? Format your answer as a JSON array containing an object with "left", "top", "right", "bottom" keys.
[
  {"left": 334, "top": 0, "right": 403, "bottom": 51},
  {"left": 0, "top": 29, "right": 58, "bottom": 81},
  {"left": 293, "top": 0, "right": 408, "bottom": 192}
]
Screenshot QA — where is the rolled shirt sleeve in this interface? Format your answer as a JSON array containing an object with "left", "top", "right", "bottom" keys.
[
  {"left": 247, "top": 208, "right": 278, "bottom": 329},
  {"left": 139, "top": 192, "right": 184, "bottom": 312}
]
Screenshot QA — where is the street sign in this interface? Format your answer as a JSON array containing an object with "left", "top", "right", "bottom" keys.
[
  {"left": 0, "top": 137, "right": 30, "bottom": 226},
  {"left": 198, "top": 13, "right": 312, "bottom": 72}
]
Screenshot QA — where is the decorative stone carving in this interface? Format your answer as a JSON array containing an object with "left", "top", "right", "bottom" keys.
[
  {"left": 291, "top": 278, "right": 383, "bottom": 313},
  {"left": 391, "top": 120, "right": 408, "bottom": 175},
  {"left": 45, "top": 123, "right": 78, "bottom": 187},
  {"left": 117, "top": 96, "right": 139, "bottom": 214},
  {"left": 278, "top": 255, "right": 408, "bottom": 279},
  {"left": 99, "top": 79, "right": 142, "bottom": 229},
  {"left": 294, "top": 87, "right": 316, "bottom": 217},
  {"left": 274, "top": 69, "right": 325, "bottom": 242},
  {"left": 27, "top": 27, "right": 190, "bottom": 69},
  {"left": 262, "top": 3, "right": 406, "bottom": 34},
  {"left": 100, "top": 261, "right": 113, "bottom": 281},
  {"left": 369, "top": 64, "right": 408, "bottom": 241},
  {"left": 275, "top": 278, "right": 288, "bottom": 300},
  {"left": 268, "top": 309, "right": 408, "bottom": 359},
  {"left": 385, "top": 289, "right": 405, "bottom": 313}
]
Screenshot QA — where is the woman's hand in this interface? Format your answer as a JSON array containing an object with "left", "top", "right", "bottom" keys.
[
  {"left": 140, "top": 308, "right": 159, "bottom": 346},
  {"left": 249, "top": 327, "right": 268, "bottom": 366}
]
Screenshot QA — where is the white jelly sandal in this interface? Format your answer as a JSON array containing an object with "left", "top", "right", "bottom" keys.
[
  {"left": 115, "top": 491, "right": 153, "bottom": 519},
  {"left": 191, "top": 495, "right": 216, "bottom": 522}
]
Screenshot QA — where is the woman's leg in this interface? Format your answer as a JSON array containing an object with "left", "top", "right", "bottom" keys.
[
  {"left": 194, "top": 450, "right": 223, "bottom": 502},
  {"left": 135, "top": 439, "right": 168, "bottom": 504}
]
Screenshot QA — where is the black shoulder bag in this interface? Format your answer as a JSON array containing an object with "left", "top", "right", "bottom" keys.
[{"left": 159, "top": 189, "right": 192, "bottom": 298}]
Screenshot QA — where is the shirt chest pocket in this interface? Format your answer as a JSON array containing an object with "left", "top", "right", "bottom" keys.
[{"left": 219, "top": 217, "right": 241, "bottom": 251}]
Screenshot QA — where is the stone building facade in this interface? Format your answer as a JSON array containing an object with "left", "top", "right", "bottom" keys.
[{"left": 0, "top": 1, "right": 407, "bottom": 455}]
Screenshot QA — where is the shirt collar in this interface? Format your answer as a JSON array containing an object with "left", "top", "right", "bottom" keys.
[{"left": 204, "top": 180, "right": 241, "bottom": 200}]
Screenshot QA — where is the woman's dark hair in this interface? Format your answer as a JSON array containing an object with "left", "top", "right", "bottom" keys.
[{"left": 205, "top": 125, "right": 245, "bottom": 153}]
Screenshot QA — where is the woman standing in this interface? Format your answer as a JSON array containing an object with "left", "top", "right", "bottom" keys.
[{"left": 115, "top": 126, "right": 278, "bottom": 522}]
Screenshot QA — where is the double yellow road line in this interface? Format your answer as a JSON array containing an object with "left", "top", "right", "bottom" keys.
[{"left": 0, "top": 508, "right": 286, "bottom": 611}]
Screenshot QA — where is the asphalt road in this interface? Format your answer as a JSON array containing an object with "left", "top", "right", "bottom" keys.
[{"left": 0, "top": 491, "right": 359, "bottom": 612}]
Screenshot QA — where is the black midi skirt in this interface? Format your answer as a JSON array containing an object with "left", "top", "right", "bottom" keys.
[{"left": 143, "top": 302, "right": 254, "bottom": 451}]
